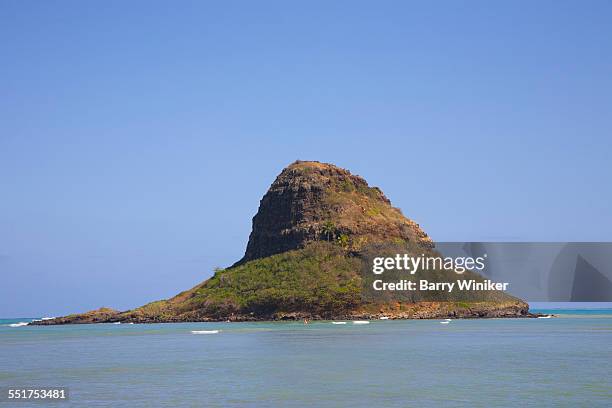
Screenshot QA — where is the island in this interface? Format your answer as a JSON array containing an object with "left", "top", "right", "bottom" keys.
[{"left": 31, "top": 161, "right": 531, "bottom": 325}]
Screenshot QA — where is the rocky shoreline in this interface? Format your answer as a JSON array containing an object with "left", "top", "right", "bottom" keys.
[
  {"left": 30, "top": 301, "right": 539, "bottom": 325},
  {"left": 29, "top": 314, "right": 543, "bottom": 326}
]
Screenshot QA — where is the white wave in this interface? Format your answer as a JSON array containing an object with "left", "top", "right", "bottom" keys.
[
  {"left": 8, "top": 322, "right": 29, "bottom": 327},
  {"left": 440, "top": 321, "right": 450, "bottom": 324},
  {"left": 353, "top": 321, "right": 370, "bottom": 325},
  {"left": 331, "top": 321, "right": 347, "bottom": 325},
  {"left": 379, "top": 316, "right": 390, "bottom": 320},
  {"left": 112, "top": 322, "right": 122, "bottom": 325},
  {"left": 444, "top": 318, "right": 452, "bottom": 321},
  {"left": 191, "top": 330, "right": 220, "bottom": 334},
  {"left": 30, "top": 316, "right": 56, "bottom": 323}
]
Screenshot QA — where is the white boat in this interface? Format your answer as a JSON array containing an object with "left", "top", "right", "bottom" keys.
[
  {"left": 379, "top": 316, "right": 390, "bottom": 320},
  {"left": 537, "top": 315, "right": 552, "bottom": 319},
  {"left": 191, "top": 330, "right": 220, "bottom": 334},
  {"left": 444, "top": 318, "right": 452, "bottom": 321},
  {"left": 112, "top": 322, "right": 122, "bottom": 325},
  {"left": 353, "top": 321, "right": 370, "bottom": 325},
  {"left": 331, "top": 321, "right": 347, "bottom": 325},
  {"left": 440, "top": 321, "right": 450, "bottom": 324}
]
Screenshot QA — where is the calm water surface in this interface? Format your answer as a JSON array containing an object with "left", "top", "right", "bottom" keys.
[{"left": 1, "top": 311, "right": 611, "bottom": 407}]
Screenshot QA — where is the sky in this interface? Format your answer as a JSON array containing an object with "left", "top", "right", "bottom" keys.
[{"left": 1, "top": 1, "right": 611, "bottom": 316}]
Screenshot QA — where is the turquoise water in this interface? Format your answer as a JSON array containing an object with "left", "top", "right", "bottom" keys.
[
  {"left": 531, "top": 308, "right": 612, "bottom": 316},
  {"left": 1, "top": 313, "right": 611, "bottom": 407}
]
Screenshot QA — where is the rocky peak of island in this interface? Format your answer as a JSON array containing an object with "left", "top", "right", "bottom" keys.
[{"left": 238, "top": 160, "right": 433, "bottom": 264}]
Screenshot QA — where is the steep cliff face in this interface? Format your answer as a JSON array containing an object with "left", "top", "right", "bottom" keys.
[
  {"left": 33, "top": 161, "right": 530, "bottom": 325},
  {"left": 239, "top": 161, "right": 432, "bottom": 264}
]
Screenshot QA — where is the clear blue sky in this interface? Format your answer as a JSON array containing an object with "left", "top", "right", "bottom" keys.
[{"left": 1, "top": 1, "right": 611, "bottom": 316}]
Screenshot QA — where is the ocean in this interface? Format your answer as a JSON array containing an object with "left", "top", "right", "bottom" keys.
[{"left": 1, "top": 310, "right": 611, "bottom": 407}]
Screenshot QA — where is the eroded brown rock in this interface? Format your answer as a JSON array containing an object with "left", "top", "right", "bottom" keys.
[{"left": 238, "top": 161, "right": 432, "bottom": 264}]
